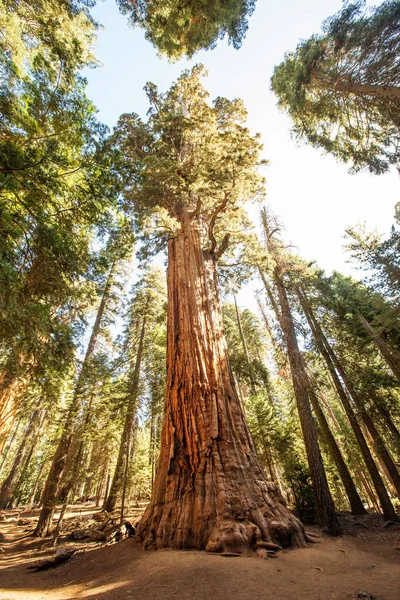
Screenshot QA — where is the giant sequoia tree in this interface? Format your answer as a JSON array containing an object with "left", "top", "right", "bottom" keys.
[
  {"left": 271, "top": 0, "right": 400, "bottom": 174},
  {"left": 115, "top": 66, "right": 305, "bottom": 553}
]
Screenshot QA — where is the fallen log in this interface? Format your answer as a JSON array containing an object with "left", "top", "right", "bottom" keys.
[{"left": 27, "top": 548, "right": 76, "bottom": 572}]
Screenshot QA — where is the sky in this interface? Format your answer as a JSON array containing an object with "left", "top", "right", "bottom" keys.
[{"left": 83, "top": 0, "right": 399, "bottom": 300}]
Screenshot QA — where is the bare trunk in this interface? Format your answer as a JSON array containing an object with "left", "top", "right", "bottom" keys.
[
  {"left": 371, "top": 397, "right": 400, "bottom": 454},
  {"left": 96, "top": 455, "right": 109, "bottom": 507},
  {"left": 0, "top": 374, "right": 25, "bottom": 453},
  {"left": 104, "top": 314, "right": 147, "bottom": 513},
  {"left": 307, "top": 385, "right": 367, "bottom": 515},
  {"left": 360, "top": 410, "right": 400, "bottom": 499},
  {"left": 294, "top": 295, "right": 366, "bottom": 515},
  {"left": 333, "top": 80, "right": 400, "bottom": 102},
  {"left": 137, "top": 213, "right": 305, "bottom": 552},
  {"left": 298, "top": 290, "right": 397, "bottom": 521},
  {"left": 0, "top": 416, "right": 22, "bottom": 478},
  {"left": 273, "top": 272, "right": 340, "bottom": 535},
  {"left": 0, "top": 409, "right": 42, "bottom": 509},
  {"left": 33, "top": 261, "right": 117, "bottom": 537},
  {"left": 359, "top": 314, "right": 400, "bottom": 383}
]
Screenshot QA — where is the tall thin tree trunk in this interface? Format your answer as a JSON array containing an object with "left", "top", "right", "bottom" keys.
[
  {"left": 13, "top": 410, "right": 47, "bottom": 503},
  {"left": 104, "top": 312, "right": 147, "bottom": 513},
  {"left": 296, "top": 287, "right": 397, "bottom": 521},
  {"left": 0, "top": 416, "right": 22, "bottom": 477},
  {"left": 353, "top": 464, "right": 380, "bottom": 512},
  {"left": 271, "top": 271, "right": 340, "bottom": 535},
  {"left": 0, "top": 371, "right": 26, "bottom": 453},
  {"left": 95, "top": 455, "right": 109, "bottom": 507},
  {"left": 358, "top": 314, "right": 400, "bottom": 383},
  {"left": 359, "top": 409, "right": 400, "bottom": 498},
  {"left": 233, "top": 295, "right": 279, "bottom": 485},
  {"left": 0, "top": 409, "right": 42, "bottom": 509},
  {"left": 33, "top": 260, "right": 117, "bottom": 537},
  {"left": 233, "top": 294, "right": 256, "bottom": 392},
  {"left": 307, "top": 384, "right": 367, "bottom": 515},
  {"left": 370, "top": 395, "right": 400, "bottom": 454},
  {"left": 137, "top": 212, "right": 305, "bottom": 552}
]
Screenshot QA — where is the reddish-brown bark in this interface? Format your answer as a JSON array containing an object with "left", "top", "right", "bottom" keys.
[{"left": 137, "top": 212, "right": 305, "bottom": 553}]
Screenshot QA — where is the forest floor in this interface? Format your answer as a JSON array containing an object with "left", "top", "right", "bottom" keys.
[{"left": 0, "top": 506, "right": 399, "bottom": 600}]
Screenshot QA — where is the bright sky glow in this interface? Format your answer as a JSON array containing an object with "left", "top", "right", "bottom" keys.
[{"left": 84, "top": 0, "right": 398, "bottom": 290}]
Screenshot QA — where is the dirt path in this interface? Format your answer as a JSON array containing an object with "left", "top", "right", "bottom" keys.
[{"left": 1, "top": 512, "right": 399, "bottom": 600}]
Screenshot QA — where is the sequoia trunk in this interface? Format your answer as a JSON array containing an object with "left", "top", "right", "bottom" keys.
[{"left": 137, "top": 213, "right": 305, "bottom": 552}]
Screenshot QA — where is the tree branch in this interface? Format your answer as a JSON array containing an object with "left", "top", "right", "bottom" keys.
[{"left": 208, "top": 192, "right": 231, "bottom": 253}]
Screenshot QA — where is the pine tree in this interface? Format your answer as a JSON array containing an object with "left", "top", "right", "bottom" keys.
[
  {"left": 104, "top": 267, "right": 166, "bottom": 513},
  {"left": 271, "top": 0, "right": 400, "bottom": 174},
  {"left": 33, "top": 222, "right": 134, "bottom": 536}
]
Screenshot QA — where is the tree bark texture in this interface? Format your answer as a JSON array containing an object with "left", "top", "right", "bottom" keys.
[{"left": 137, "top": 213, "right": 306, "bottom": 553}]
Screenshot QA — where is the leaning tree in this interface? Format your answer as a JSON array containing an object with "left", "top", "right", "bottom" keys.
[
  {"left": 271, "top": 0, "right": 400, "bottom": 174},
  {"left": 115, "top": 66, "right": 306, "bottom": 554}
]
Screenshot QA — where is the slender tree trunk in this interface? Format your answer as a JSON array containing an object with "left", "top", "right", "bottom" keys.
[
  {"left": 233, "top": 294, "right": 256, "bottom": 393},
  {"left": 360, "top": 411, "right": 400, "bottom": 498},
  {"left": 307, "top": 385, "right": 367, "bottom": 514},
  {"left": 0, "top": 416, "right": 22, "bottom": 477},
  {"left": 96, "top": 455, "right": 109, "bottom": 507},
  {"left": 33, "top": 261, "right": 117, "bottom": 537},
  {"left": 371, "top": 396, "right": 400, "bottom": 454},
  {"left": 353, "top": 464, "right": 380, "bottom": 512},
  {"left": 333, "top": 80, "right": 400, "bottom": 102},
  {"left": 0, "top": 373, "right": 25, "bottom": 453},
  {"left": 13, "top": 410, "right": 47, "bottom": 503},
  {"left": 233, "top": 295, "right": 279, "bottom": 485},
  {"left": 120, "top": 427, "right": 131, "bottom": 525},
  {"left": 104, "top": 312, "right": 147, "bottom": 513},
  {"left": 296, "top": 288, "right": 397, "bottom": 521},
  {"left": 0, "top": 409, "right": 42, "bottom": 509},
  {"left": 29, "top": 459, "right": 46, "bottom": 509},
  {"left": 137, "top": 212, "right": 305, "bottom": 552},
  {"left": 359, "top": 314, "right": 400, "bottom": 383},
  {"left": 272, "top": 271, "right": 340, "bottom": 535}
]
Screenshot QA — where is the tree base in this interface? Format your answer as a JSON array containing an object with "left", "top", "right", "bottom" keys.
[{"left": 137, "top": 478, "right": 306, "bottom": 553}]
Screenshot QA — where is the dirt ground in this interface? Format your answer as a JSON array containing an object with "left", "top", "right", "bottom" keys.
[{"left": 0, "top": 507, "right": 399, "bottom": 600}]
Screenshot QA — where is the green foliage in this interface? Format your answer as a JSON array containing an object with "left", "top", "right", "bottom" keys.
[
  {"left": 284, "top": 458, "right": 316, "bottom": 523},
  {"left": 345, "top": 220, "right": 400, "bottom": 301},
  {"left": 0, "top": 0, "right": 126, "bottom": 393},
  {"left": 128, "top": 427, "right": 153, "bottom": 501},
  {"left": 116, "top": 0, "right": 256, "bottom": 59},
  {"left": 271, "top": 0, "right": 400, "bottom": 174},
  {"left": 114, "top": 65, "right": 265, "bottom": 258}
]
